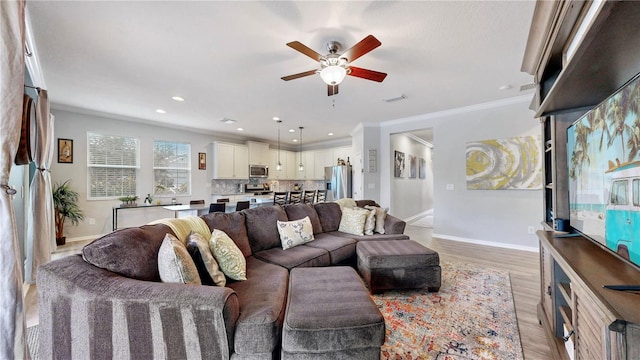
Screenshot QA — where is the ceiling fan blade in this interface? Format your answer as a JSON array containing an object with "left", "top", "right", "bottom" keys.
[
  {"left": 341, "top": 35, "right": 381, "bottom": 63},
  {"left": 328, "top": 84, "right": 339, "bottom": 96},
  {"left": 281, "top": 69, "right": 318, "bottom": 81},
  {"left": 348, "top": 66, "right": 387, "bottom": 82},
  {"left": 286, "top": 41, "right": 323, "bottom": 62}
]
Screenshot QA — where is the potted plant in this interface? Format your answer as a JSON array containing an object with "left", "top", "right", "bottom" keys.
[{"left": 53, "top": 180, "right": 85, "bottom": 246}]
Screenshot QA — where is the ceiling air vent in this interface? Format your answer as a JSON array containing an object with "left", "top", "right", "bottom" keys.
[{"left": 382, "top": 94, "right": 407, "bottom": 103}]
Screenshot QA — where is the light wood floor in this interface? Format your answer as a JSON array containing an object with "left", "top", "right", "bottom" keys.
[
  {"left": 405, "top": 225, "right": 552, "bottom": 360},
  {"left": 26, "top": 225, "right": 552, "bottom": 359}
]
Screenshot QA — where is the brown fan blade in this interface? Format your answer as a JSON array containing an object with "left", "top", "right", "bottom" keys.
[
  {"left": 341, "top": 35, "right": 381, "bottom": 63},
  {"left": 281, "top": 69, "right": 318, "bottom": 81},
  {"left": 328, "top": 84, "right": 339, "bottom": 96},
  {"left": 348, "top": 66, "right": 387, "bottom": 82},
  {"left": 286, "top": 41, "right": 323, "bottom": 62}
]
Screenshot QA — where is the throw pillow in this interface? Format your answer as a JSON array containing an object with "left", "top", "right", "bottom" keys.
[
  {"left": 338, "top": 207, "right": 369, "bottom": 236},
  {"left": 334, "top": 197, "right": 357, "bottom": 209},
  {"left": 186, "top": 231, "right": 226, "bottom": 287},
  {"left": 209, "top": 229, "right": 247, "bottom": 281},
  {"left": 158, "top": 233, "right": 201, "bottom": 285},
  {"left": 363, "top": 207, "right": 376, "bottom": 235},
  {"left": 365, "top": 205, "right": 388, "bottom": 234},
  {"left": 277, "top": 216, "right": 315, "bottom": 250}
]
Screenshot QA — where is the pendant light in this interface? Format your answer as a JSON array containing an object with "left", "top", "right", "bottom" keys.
[
  {"left": 276, "top": 120, "right": 282, "bottom": 171},
  {"left": 298, "top": 126, "right": 304, "bottom": 172}
]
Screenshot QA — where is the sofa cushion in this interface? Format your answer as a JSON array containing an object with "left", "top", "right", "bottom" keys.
[
  {"left": 82, "top": 223, "right": 174, "bottom": 281},
  {"left": 304, "top": 233, "right": 357, "bottom": 265},
  {"left": 186, "top": 231, "right": 226, "bottom": 286},
  {"left": 283, "top": 203, "right": 323, "bottom": 234},
  {"left": 277, "top": 216, "right": 315, "bottom": 250},
  {"left": 210, "top": 229, "right": 247, "bottom": 281},
  {"left": 158, "top": 233, "right": 201, "bottom": 284},
  {"left": 338, "top": 207, "right": 369, "bottom": 236},
  {"left": 313, "top": 202, "right": 342, "bottom": 232},
  {"left": 201, "top": 211, "right": 252, "bottom": 257},
  {"left": 330, "top": 230, "right": 410, "bottom": 242},
  {"left": 254, "top": 245, "right": 330, "bottom": 270},
  {"left": 244, "top": 205, "right": 289, "bottom": 252},
  {"left": 365, "top": 205, "right": 388, "bottom": 234},
  {"left": 227, "top": 256, "right": 288, "bottom": 355}
]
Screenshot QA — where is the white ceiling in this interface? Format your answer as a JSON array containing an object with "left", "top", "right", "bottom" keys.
[{"left": 26, "top": 1, "right": 535, "bottom": 146}]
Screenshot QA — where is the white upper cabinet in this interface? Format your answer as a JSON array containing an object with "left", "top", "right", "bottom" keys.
[
  {"left": 247, "top": 141, "right": 270, "bottom": 165},
  {"left": 211, "top": 142, "right": 248, "bottom": 179}
]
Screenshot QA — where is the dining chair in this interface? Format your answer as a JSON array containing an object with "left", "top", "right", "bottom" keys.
[
  {"left": 190, "top": 199, "right": 205, "bottom": 205},
  {"left": 302, "top": 190, "right": 316, "bottom": 204},
  {"left": 273, "top": 192, "right": 288, "bottom": 206},
  {"left": 288, "top": 191, "right": 302, "bottom": 204},
  {"left": 235, "top": 200, "right": 250, "bottom": 211},
  {"left": 208, "top": 203, "right": 226, "bottom": 213},
  {"left": 315, "top": 190, "right": 326, "bottom": 203},
  {"left": 217, "top": 198, "right": 230, "bottom": 203}
]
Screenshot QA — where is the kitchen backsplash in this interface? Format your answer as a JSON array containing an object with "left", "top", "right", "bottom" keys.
[{"left": 211, "top": 179, "right": 324, "bottom": 195}]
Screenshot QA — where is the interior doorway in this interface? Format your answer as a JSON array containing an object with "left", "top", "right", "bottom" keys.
[{"left": 389, "top": 128, "right": 434, "bottom": 228}]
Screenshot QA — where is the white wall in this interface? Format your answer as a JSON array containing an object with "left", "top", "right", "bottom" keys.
[
  {"left": 390, "top": 133, "right": 433, "bottom": 219},
  {"left": 379, "top": 96, "right": 541, "bottom": 250},
  {"left": 51, "top": 109, "right": 216, "bottom": 240}
]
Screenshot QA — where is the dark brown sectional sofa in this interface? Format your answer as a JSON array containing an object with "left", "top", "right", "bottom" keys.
[{"left": 37, "top": 200, "right": 408, "bottom": 359}]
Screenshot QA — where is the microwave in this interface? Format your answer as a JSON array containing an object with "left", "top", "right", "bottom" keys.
[{"left": 249, "top": 164, "right": 269, "bottom": 178}]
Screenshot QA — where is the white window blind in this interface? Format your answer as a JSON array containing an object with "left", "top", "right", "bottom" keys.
[
  {"left": 87, "top": 133, "right": 139, "bottom": 199},
  {"left": 153, "top": 140, "right": 191, "bottom": 196}
]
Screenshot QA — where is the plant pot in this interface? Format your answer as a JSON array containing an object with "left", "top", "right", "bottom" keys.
[{"left": 56, "top": 236, "right": 66, "bottom": 246}]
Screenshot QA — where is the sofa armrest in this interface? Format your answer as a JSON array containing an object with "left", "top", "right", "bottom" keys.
[
  {"left": 37, "top": 255, "right": 239, "bottom": 360},
  {"left": 384, "top": 214, "right": 406, "bottom": 234}
]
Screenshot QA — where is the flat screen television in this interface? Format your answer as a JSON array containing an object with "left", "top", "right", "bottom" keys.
[{"left": 566, "top": 72, "right": 640, "bottom": 270}]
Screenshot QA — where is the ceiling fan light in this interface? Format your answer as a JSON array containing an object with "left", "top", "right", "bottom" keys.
[{"left": 320, "top": 66, "right": 347, "bottom": 85}]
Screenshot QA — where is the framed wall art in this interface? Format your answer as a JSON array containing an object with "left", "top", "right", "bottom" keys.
[
  {"left": 58, "top": 138, "right": 73, "bottom": 164},
  {"left": 198, "top": 152, "right": 206, "bottom": 170}
]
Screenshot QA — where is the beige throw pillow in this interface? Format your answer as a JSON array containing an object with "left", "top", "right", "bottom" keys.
[
  {"left": 209, "top": 229, "right": 247, "bottom": 281},
  {"left": 186, "top": 231, "right": 226, "bottom": 287},
  {"left": 365, "top": 205, "right": 388, "bottom": 234},
  {"left": 334, "top": 197, "right": 357, "bottom": 209},
  {"left": 158, "top": 233, "right": 201, "bottom": 285},
  {"left": 338, "top": 207, "right": 369, "bottom": 236},
  {"left": 277, "top": 216, "right": 315, "bottom": 250}
]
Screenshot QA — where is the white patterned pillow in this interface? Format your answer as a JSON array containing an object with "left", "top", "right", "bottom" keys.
[
  {"left": 365, "top": 205, "right": 388, "bottom": 234},
  {"left": 209, "top": 229, "right": 247, "bottom": 281},
  {"left": 363, "top": 207, "right": 376, "bottom": 235},
  {"left": 277, "top": 216, "right": 315, "bottom": 250},
  {"left": 158, "top": 233, "right": 201, "bottom": 285},
  {"left": 338, "top": 207, "right": 369, "bottom": 236},
  {"left": 186, "top": 231, "right": 226, "bottom": 287}
]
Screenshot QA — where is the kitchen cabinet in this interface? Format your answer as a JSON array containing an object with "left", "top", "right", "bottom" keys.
[
  {"left": 300, "top": 151, "right": 317, "bottom": 180},
  {"left": 211, "top": 142, "right": 248, "bottom": 179},
  {"left": 269, "top": 149, "right": 296, "bottom": 180},
  {"left": 247, "top": 141, "right": 270, "bottom": 165}
]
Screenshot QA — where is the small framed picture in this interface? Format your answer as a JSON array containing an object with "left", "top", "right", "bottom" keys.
[
  {"left": 58, "top": 138, "right": 73, "bottom": 163},
  {"left": 198, "top": 152, "right": 206, "bottom": 170}
]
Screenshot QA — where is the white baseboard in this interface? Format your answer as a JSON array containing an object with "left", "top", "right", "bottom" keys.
[
  {"left": 66, "top": 234, "right": 103, "bottom": 243},
  {"left": 403, "top": 209, "right": 434, "bottom": 223},
  {"left": 432, "top": 233, "right": 539, "bottom": 253}
]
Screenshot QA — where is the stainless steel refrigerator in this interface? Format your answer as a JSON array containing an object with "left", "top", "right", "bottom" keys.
[{"left": 324, "top": 166, "right": 352, "bottom": 201}]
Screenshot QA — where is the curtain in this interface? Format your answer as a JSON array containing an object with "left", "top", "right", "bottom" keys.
[
  {"left": 0, "top": 1, "right": 29, "bottom": 358},
  {"left": 25, "top": 89, "right": 53, "bottom": 283}
]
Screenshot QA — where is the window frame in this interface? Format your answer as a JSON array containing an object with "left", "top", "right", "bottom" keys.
[
  {"left": 153, "top": 140, "right": 192, "bottom": 197},
  {"left": 86, "top": 132, "right": 140, "bottom": 200}
]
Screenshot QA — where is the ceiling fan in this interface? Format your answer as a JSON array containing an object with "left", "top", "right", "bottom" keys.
[{"left": 281, "top": 35, "right": 387, "bottom": 96}]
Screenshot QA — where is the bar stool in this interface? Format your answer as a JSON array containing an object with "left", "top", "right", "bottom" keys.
[
  {"left": 315, "top": 190, "right": 326, "bottom": 203},
  {"left": 302, "top": 190, "right": 316, "bottom": 204},
  {"left": 288, "top": 191, "right": 302, "bottom": 204},
  {"left": 273, "top": 192, "right": 288, "bottom": 206}
]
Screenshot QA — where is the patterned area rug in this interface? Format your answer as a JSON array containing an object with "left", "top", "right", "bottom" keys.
[{"left": 372, "top": 260, "right": 523, "bottom": 360}]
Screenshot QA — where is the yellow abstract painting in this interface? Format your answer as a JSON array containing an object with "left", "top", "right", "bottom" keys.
[{"left": 466, "top": 136, "right": 542, "bottom": 190}]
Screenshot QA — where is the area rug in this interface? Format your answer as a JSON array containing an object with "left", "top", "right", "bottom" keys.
[{"left": 372, "top": 260, "right": 523, "bottom": 360}]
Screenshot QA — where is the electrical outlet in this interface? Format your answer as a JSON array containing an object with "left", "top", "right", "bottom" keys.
[
  {"left": 446, "top": 184, "right": 454, "bottom": 191},
  {"left": 89, "top": 218, "right": 96, "bottom": 225},
  {"left": 528, "top": 226, "right": 535, "bottom": 234}
]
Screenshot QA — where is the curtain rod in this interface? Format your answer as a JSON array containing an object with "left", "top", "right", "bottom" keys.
[{"left": 24, "top": 84, "right": 41, "bottom": 91}]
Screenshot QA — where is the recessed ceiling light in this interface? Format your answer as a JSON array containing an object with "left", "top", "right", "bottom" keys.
[
  {"left": 221, "top": 118, "right": 236, "bottom": 124},
  {"left": 172, "top": 96, "right": 185, "bottom": 102},
  {"left": 156, "top": 109, "right": 166, "bottom": 114},
  {"left": 237, "top": 127, "right": 244, "bottom": 131},
  {"left": 273, "top": 117, "right": 280, "bottom": 121},
  {"left": 328, "top": 132, "right": 334, "bottom": 136},
  {"left": 288, "top": 129, "right": 295, "bottom": 133},
  {"left": 292, "top": 139, "right": 298, "bottom": 142}
]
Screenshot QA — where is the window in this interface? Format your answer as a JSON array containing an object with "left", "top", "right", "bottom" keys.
[
  {"left": 633, "top": 179, "right": 640, "bottom": 207},
  {"left": 610, "top": 180, "right": 628, "bottom": 205},
  {"left": 153, "top": 140, "right": 191, "bottom": 196},
  {"left": 88, "top": 133, "right": 139, "bottom": 199}
]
